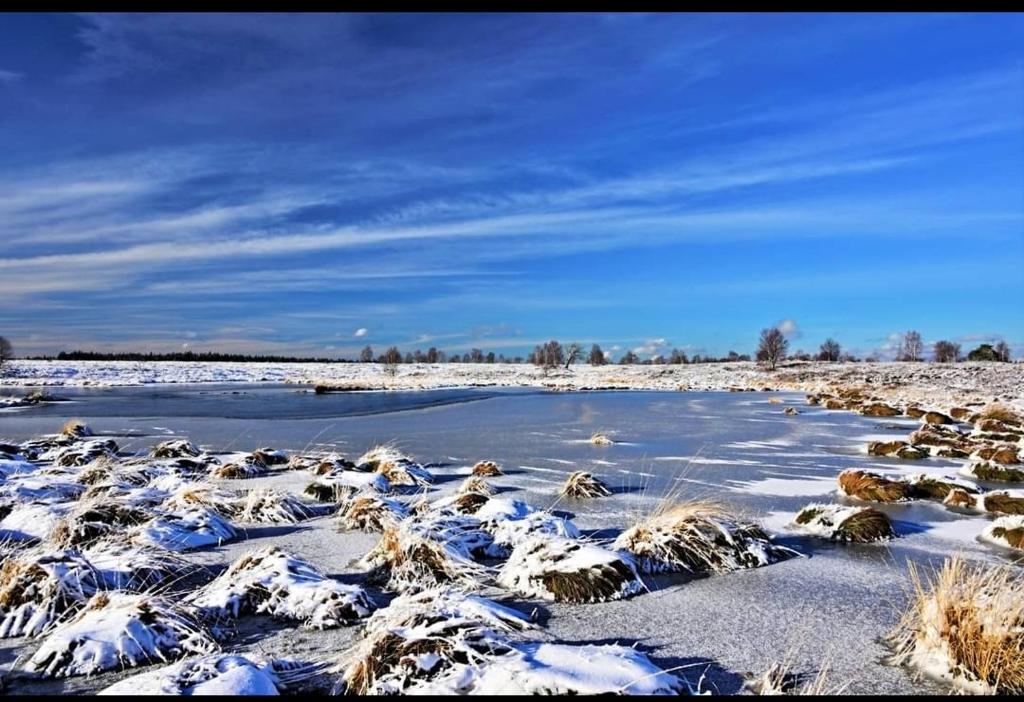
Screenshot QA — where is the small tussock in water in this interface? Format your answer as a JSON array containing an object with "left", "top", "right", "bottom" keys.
[
  {"left": 471, "top": 460, "right": 503, "bottom": 477},
  {"left": 150, "top": 439, "right": 202, "bottom": 459},
  {"left": 589, "top": 432, "right": 615, "bottom": 446},
  {"left": 498, "top": 536, "right": 643, "bottom": 603},
  {"left": 560, "top": 470, "right": 611, "bottom": 498},
  {"left": 59, "top": 419, "right": 93, "bottom": 440},
  {"left": 903, "top": 474, "right": 981, "bottom": 502},
  {"left": 304, "top": 481, "right": 356, "bottom": 503},
  {"left": 837, "top": 469, "right": 911, "bottom": 503},
  {"left": 337, "top": 494, "right": 409, "bottom": 532},
  {"left": 48, "top": 499, "right": 150, "bottom": 549},
  {"left": 458, "top": 475, "right": 495, "bottom": 495},
  {"left": 236, "top": 488, "right": 316, "bottom": 524},
  {"left": 963, "top": 461, "right": 1024, "bottom": 483},
  {"left": 888, "top": 557, "right": 1024, "bottom": 695},
  {"left": 791, "top": 504, "right": 895, "bottom": 542},
  {"left": 980, "top": 515, "right": 1024, "bottom": 551},
  {"left": 357, "top": 445, "right": 432, "bottom": 487},
  {"left": 977, "top": 403, "right": 1023, "bottom": 427},
  {"left": 25, "top": 591, "right": 217, "bottom": 678},
  {"left": 613, "top": 500, "right": 798, "bottom": 574},
  {"left": 210, "top": 455, "right": 268, "bottom": 480}
]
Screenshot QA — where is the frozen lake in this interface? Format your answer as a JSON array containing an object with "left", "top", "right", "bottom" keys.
[{"left": 0, "top": 385, "right": 1005, "bottom": 694}]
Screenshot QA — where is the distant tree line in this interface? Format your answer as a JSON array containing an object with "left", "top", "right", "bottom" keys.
[{"left": 40, "top": 350, "right": 348, "bottom": 363}]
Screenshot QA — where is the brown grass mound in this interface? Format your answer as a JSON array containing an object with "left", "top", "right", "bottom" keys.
[
  {"left": 924, "top": 411, "right": 955, "bottom": 425},
  {"left": 794, "top": 505, "right": 895, "bottom": 542},
  {"left": 589, "top": 432, "right": 615, "bottom": 446},
  {"left": 49, "top": 500, "right": 151, "bottom": 548},
  {"left": 888, "top": 557, "right": 1024, "bottom": 694},
  {"left": 968, "top": 462, "right": 1024, "bottom": 483},
  {"left": 838, "top": 470, "right": 911, "bottom": 503},
  {"left": 337, "top": 495, "right": 408, "bottom": 532},
  {"left": 989, "top": 523, "right": 1024, "bottom": 550},
  {"left": 560, "top": 471, "right": 612, "bottom": 498},
  {"left": 614, "top": 501, "right": 796, "bottom": 574},
  {"left": 907, "top": 477, "right": 977, "bottom": 502},
  {"left": 59, "top": 419, "right": 92, "bottom": 439},
  {"left": 359, "top": 526, "right": 482, "bottom": 593},
  {"left": 471, "top": 460, "right": 503, "bottom": 477},
  {"left": 983, "top": 493, "right": 1024, "bottom": 515},
  {"left": 974, "top": 445, "right": 1020, "bottom": 465},
  {"left": 978, "top": 403, "right": 1023, "bottom": 428},
  {"left": 943, "top": 489, "right": 979, "bottom": 512},
  {"left": 861, "top": 403, "right": 901, "bottom": 417},
  {"left": 304, "top": 481, "right": 357, "bottom": 503},
  {"left": 211, "top": 456, "right": 268, "bottom": 479}
]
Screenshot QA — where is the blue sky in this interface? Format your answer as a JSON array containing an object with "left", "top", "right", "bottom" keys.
[{"left": 1, "top": 13, "right": 1022, "bottom": 360}]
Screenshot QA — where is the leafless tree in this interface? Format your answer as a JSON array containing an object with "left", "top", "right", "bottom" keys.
[
  {"left": 587, "top": 344, "right": 606, "bottom": 366},
  {"left": 933, "top": 340, "right": 960, "bottom": 363},
  {"left": 897, "top": 331, "right": 924, "bottom": 362},
  {"left": 530, "top": 340, "right": 564, "bottom": 369},
  {"left": 0, "top": 336, "right": 11, "bottom": 377},
  {"left": 995, "top": 340, "right": 1012, "bottom": 362},
  {"left": 619, "top": 350, "right": 639, "bottom": 365},
  {"left": 380, "top": 346, "right": 402, "bottom": 379},
  {"left": 359, "top": 345, "right": 374, "bottom": 363},
  {"left": 756, "top": 328, "right": 788, "bottom": 371},
  {"left": 564, "top": 343, "right": 582, "bottom": 369},
  {"left": 668, "top": 349, "right": 688, "bottom": 364},
  {"left": 818, "top": 338, "right": 841, "bottom": 362}
]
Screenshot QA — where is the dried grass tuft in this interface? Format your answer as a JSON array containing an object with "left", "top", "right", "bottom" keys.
[
  {"left": 472, "top": 460, "right": 503, "bottom": 477},
  {"left": 560, "top": 470, "right": 611, "bottom": 498},
  {"left": 838, "top": 469, "right": 911, "bottom": 503}
]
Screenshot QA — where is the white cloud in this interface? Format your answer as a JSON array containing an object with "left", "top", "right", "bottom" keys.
[
  {"left": 354, "top": 327, "right": 368, "bottom": 338},
  {"left": 776, "top": 319, "right": 801, "bottom": 339}
]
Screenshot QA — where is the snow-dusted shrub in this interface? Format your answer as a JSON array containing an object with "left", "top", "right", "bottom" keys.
[
  {"left": 26, "top": 592, "right": 216, "bottom": 678},
  {"left": 613, "top": 501, "right": 797, "bottom": 575},
  {"left": 189, "top": 547, "right": 374, "bottom": 629},
  {"left": 560, "top": 470, "right": 611, "bottom": 498},
  {"left": 791, "top": 504, "right": 895, "bottom": 542},
  {"left": 888, "top": 557, "right": 1024, "bottom": 694},
  {"left": 498, "top": 536, "right": 643, "bottom": 603}
]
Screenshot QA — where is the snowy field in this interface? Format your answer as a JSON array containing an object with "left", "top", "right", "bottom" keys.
[{"left": 0, "top": 366, "right": 1022, "bottom": 694}]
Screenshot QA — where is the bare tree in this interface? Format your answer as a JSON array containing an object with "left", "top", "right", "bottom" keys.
[
  {"left": 619, "top": 350, "right": 639, "bottom": 365},
  {"left": 530, "top": 340, "right": 564, "bottom": 369},
  {"left": 933, "top": 340, "right": 960, "bottom": 363},
  {"left": 995, "top": 340, "right": 1012, "bottom": 362},
  {"left": 756, "top": 328, "right": 788, "bottom": 371},
  {"left": 359, "top": 345, "right": 374, "bottom": 363},
  {"left": 379, "top": 346, "right": 402, "bottom": 379},
  {"left": 587, "top": 344, "right": 606, "bottom": 366},
  {"left": 897, "top": 331, "right": 924, "bottom": 362},
  {"left": 0, "top": 336, "right": 11, "bottom": 377},
  {"left": 564, "top": 343, "right": 582, "bottom": 369},
  {"left": 668, "top": 349, "right": 688, "bottom": 364},
  {"left": 818, "top": 338, "right": 841, "bottom": 362}
]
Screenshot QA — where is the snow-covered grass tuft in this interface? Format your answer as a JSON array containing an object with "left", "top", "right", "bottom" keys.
[
  {"left": 458, "top": 475, "right": 495, "bottom": 495},
  {"left": 130, "top": 506, "right": 237, "bottom": 552},
  {"left": 980, "top": 515, "right": 1024, "bottom": 551},
  {"left": 357, "top": 520, "right": 487, "bottom": 593},
  {"left": 888, "top": 556, "right": 1024, "bottom": 694},
  {"left": 336, "top": 493, "right": 409, "bottom": 532},
  {"left": 791, "top": 504, "right": 895, "bottom": 543},
  {"left": 48, "top": 499, "right": 150, "bottom": 549},
  {"left": 613, "top": 500, "right": 798, "bottom": 575},
  {"left": 0, "top": 549, "right": 100, "bottom": 638},
  {"left": 334, "top": 586, "right": 531, "bottom": 695},
  {"left": 98, "top": 654, "right": 318, "bottom": 696},
  {"left": 25, "top": 591, "right": 217, "bottom": 678},
  {"left": 235, "top": 487, "right": 316, "bottom": 524},
  {"left": 498, "top": 536, "right": 643, "bottom": 603},
  {"left": 188, "top": 546, "right": 374, "bottom": 629},
  {"left": 589, "top": 431, "right": 616, "bottom": 446},
  {"left": 357, "top": 445, "right": 432, "bottom": 487},
  {"left": 160, "top": 484, "right": 240, "bottom": 518},
  {"left": 150, "top": 439, "right": 202, "bottom": 459},
  {"left": 210, "top": 455, "right": 268, "bottom": 480},
  {"left": 59, "top": 419, "right": 93, "bottom": 440},
  {"left": 560, "top": 470, "right": 611, "bottom": 498}
]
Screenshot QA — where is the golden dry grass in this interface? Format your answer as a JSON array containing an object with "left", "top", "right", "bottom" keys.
[
  {"left": 978, "top": 403, "right": 1023, "bottom": 427},
  {"left": 838, "top": 470, "right": 911, "bottom": 503},
  {"left": 471, "top": 460, "right": 503, "bottom": 477},
  {"left": 889, "top": 557, "right": 1024, "bottom": 694},
  {"left": 457, "top": 475, "right": 494, "bottom": 496},
  {"left": 560, "top": 471, "right": 611, "bottom": 498}
]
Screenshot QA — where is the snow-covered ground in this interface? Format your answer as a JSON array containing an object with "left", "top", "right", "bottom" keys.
[{"left": 3, "top": 360, "right": 1022, "bottom": 416}]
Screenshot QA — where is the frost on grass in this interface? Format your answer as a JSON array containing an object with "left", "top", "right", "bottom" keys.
[
  {"left": 498, "top": 536, "right": 643, "bottom": 603},
  {"left": 837, "top": 469, "right": 911, "bottom": 503},
  {"left": 336, "top": 493, "right": 409, "bottom": 532},
  {"left": 160, "top": 483, "right": 240, "bottom": 518},
  {"left": 560, "top": 470, "right": 612, "bottom": 498},
  {"left": 0, "top": 501, "right": 72, "bottom": 541},
  {"left": 150, "top": 439, "right": 202, "bottom": 459},
  {"left": 98, "top": 654, "right": 315, "bottom": 696},
  {"left": 613, "top": 501, "right": 798, "bottom": 575},
  {"left": 0, "top": 549, "right": 100, "bottom": 638},
  {"left": 357, "top": 445, "right": 432, "bottom": 487},
  {"left": 357, "top": 519, "right": 487, "bottom": 593},
  {"left": 82, "top": 540, "right": 185, "bottom": 591},
  {"left": 46, "top": 439, "right": 120, "bottom": 468},
  {"left": 334, "top": 587, "right": 532, "bottom": 695},
  {"left": 790, "top": 504, "right": 895, "bottom": 543},
  {"left": 888, "top": 557, "right": 1024, "bottom": 695},
  {"left": 210, "top": 454, "right": 269, "bottom": 480},
  {"left": 48, "top": 499, "right": 150, "bottom": 549},
  {"left": 476, "top": 499, "right": 581, "bottom": 558},
  {"left": 131, "top": 506, "right": 238, "bottom": 551},
  {"left": 189, "top": 546, "right": 374, "bottom": 629},
  {"left": 306, "top": 469, "right": 390, "bottom": 497},
  {"left": 458, "top": 475, "right": 495, "bottom": 495},
  {"left": 235, "top": 487, "right": 316, "bottom": 524},
  {"left": 979, "top": 515, "right": 1024, "bottom": 551},
  {"left": 25, "top": 592, "right": 217, "bottom": 678}
]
